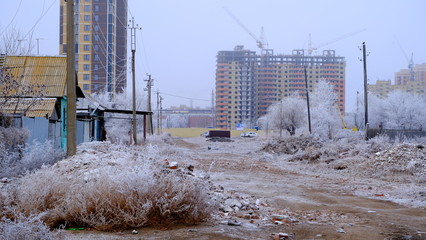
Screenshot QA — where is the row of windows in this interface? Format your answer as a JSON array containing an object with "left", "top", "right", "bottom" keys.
[
  {"left": 83, "top": 74, "right": 100, "bottom": 80},
  {"left": 83, "top": 15, "right": 100, "bottom": 22},
  {"left": 83, "top": 34, "right": 102, "bottom": 42},
  {"left": 83, "top": 5, "right": 100, "bottom": 12},
  {"left": 83, "top": 25, "right": 100, "bottom": 31}
]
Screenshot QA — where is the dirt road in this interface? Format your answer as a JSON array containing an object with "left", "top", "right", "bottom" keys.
[{"left": 65, "top": 137, "right": 426, "bottom": 240}]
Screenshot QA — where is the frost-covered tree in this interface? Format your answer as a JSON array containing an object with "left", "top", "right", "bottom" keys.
[
  {"left": 265, "top": 96, "right": 306, "bottom": 137},
  {"left": 357, "top": 91, "right": 426, "bottom": 130},
  {"left": 0, "top": 28, "right": 34, "bottom": 55},
  {"left": 310, "top": 81, "right": 341, "bottom": 139},
  {"left": 164, "top": 114, "right": 188, "bottom": 128},
  {"left": 90, "top": 88, "right": 148, "bottom": 143}
]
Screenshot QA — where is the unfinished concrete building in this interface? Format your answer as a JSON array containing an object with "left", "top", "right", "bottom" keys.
[{"left": 215, "top": 46, "right": 346, "bottom": 130}]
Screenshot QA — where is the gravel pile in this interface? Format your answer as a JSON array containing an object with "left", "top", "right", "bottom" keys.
[
  {"left": 367, "top": 143, "right": 426, "bottom": 180},
  {"left": 261, "top": 136, "right": 323, "bottom": 155}
]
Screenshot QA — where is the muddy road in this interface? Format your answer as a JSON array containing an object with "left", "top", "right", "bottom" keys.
[{"left": 65, "top": 137, "right": 426, "bottom": 240}]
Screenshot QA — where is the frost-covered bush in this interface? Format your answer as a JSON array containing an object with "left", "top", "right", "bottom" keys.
[
  {"left": 0, "top": 139, "right": 65, "bottom": 178},
  {"left": 0, "top": 127, "right": 29, "bottom": 168},
  {"left": 7, "top": 142, "right": 214, "bottom": 231},
  {"left": 20, "top": 140, "right": 65, "bottom": 173},
  {"left": 0, "top": 213, "right": 58, "bottom": 240}
]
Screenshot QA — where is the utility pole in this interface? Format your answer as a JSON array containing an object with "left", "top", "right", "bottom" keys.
[
  {"left": 66, "top": 0, "right": 76, "bottom": 156},
  {"left": 211, "top": 89, "right": 215, "bottom": 128},
  {"left": 145, "top": 74, "right": 153, "bottom": 135},
  {"left": 279, "top": 90, "right": 283, "bottom": 138},
  {"left": 159, "top": 95, "right": 163, "bottom": 134},
  {"left": 36, "top": 38, "right": 44, "bottom": 55},
  {"left": 128, "top": 17, "right": 141, "bottom": 144},
  {"left": 362, "top": 42, "right": 368, "bottom": 130},
  {"left": 156, "top": 90, "right": 160, "bottom": 135},
  {"left": 17, "top": 39, "right": 26, "bottom": 55},
  {"left": 304, "top": 65, "right": 312, "bottom": 134}
]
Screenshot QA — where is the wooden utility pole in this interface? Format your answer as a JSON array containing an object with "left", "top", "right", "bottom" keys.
[
  {"left": 145, "top": 74, "right": 153, "bottom": 135},
  {"left": 66, "top": 0, "right": 76, "bottom": 156},
  {"left": 211, "top": 89, "right": 215, "bottom": 128},
  {"left": 128, "top": 17, "right": 140, "bottom": 144},
  {"left": 362, "top": 42, "right": 368, "bottom": 129},
  {"left": 159, "top": 95, "right": 163, "bottom": 134},
  {"left": 304, "top": 65, "right": 312, "bottom": 134},
  {"left": 156, "top": 90, "right": 160, "bottom": 135}
]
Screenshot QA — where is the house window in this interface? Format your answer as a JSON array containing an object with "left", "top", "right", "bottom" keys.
[
  {"left": 83, "top": 74, "right": 89, "bottom": 80},
  {"left": 84, "top": 54, "right": 90, "bottom": 61},
  {"left": 84, "top": 5, "right": 90, "bottom": 12},
  {"left": 94, "top": 74, "right": 99, "bottom": 80},
  {"left": 83, "top": 64, "right": 90, "bottom": 71},
  {"left": 94, "top": 64, "right": 99, "bottom": 70},
  {"left": 84, "top": 35, "right": 90, "bottom": 41},
  {"left": 94, "top": 15, "right": 99, "bottom": 21},
  {"left": 94, "top": 5, "right": 99, "bottom": 11},
  {"left": 94, "top": 25, "right": 99, "bottom": 31},
  {"left": 84, "top": 25, "right": 90, "bottom": 31},
  {"left": 83, "top": 84, "right": 89, "bottom": 90},
  {"left": 94, "top": 54, "right": 99, "bottom": 61},
  {"left": 94, "top": 45, "right": 99, "bottom": 51},
  {"left": 84, "top": 45, "right": 90, "bottom": 51},
  {"left": 93, "top": 84, "right": 99, "bottom": 91},
  {"left": 84, "top": 15, "right": 90, "bottom": 21}
]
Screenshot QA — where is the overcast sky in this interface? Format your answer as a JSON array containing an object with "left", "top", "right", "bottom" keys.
[{"left": 1, "top": 0, "right": 425, "bottom": 111}]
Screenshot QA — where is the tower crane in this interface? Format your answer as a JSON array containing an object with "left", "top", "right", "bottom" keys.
[
  {"left": 307, "top": 28, "right": 366, "bottom": 55},
  {"left": 395, "top": 37, "right": 415, "bottom": 81},
  {"left": 223, "top": 7, "right": 268, "bottom": 52}
]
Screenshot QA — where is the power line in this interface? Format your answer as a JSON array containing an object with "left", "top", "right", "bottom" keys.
[
  {"left": 22, "top": 0, "right": 57, "bottom": 42},
  {"left": 0, "top": 0, "right": 23, "bottom": 37},
  {"left": 137, "top": 29, "right": 151, "bottom": 73},
  {"left": 160, "top": 92, "right": 210, "bottom": 102}
]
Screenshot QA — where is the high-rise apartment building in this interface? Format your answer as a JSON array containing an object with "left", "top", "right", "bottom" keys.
[
  {"left": 60, "top": 0, "right": 127, "bottom": 95},
  {"left": 369, "top": 63, "right": 426, "bottom": 98},
  {"left": 215, "top": 46, "right": 346, "bottom": 130}
]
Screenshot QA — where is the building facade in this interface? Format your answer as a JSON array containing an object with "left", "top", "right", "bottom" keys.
[
  {"left": 369, "top": 63, "right": 426, "bottom": 98},
  {"left": 215, "top": 46, "right": 346, "bottom": 130},
  {"left": 59, "top": 0, "right": 127, "bottom": 95}
]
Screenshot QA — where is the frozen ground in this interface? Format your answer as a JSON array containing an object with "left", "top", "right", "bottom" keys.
[{"left": 2, "top": 135, "right": 425, "bottom": 239}]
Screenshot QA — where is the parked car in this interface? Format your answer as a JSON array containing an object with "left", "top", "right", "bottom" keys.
[
  {"left": 240, "top": 132, "right": 258, "bottom": 138},
  {"left": 200, "top": 132, "right": 209, "bottom": 137}
]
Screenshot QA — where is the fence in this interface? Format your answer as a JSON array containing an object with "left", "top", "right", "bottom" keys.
[{"left": 367, "top": 128, "right": 426, "bottom": 140}]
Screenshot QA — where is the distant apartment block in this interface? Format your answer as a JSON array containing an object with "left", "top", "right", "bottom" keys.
[
  {"left": 369, "top": 63, "right": 426, "bottom": 98},
  {"left": 215, "top": 46, "right": 346, "bottom": 130},
  {"left": 59, "top": 0, "right": 127, "bottom": 95}
]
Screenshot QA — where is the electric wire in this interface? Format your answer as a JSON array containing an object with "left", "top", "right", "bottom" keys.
[
  {"left": 160, "top": 92, "right": 210, "bottom": 102},
  {"left": 0, "top": 0, "right": 23, "bottom": 37},
  {"left": 21, "top": 0, "right": 57, "bottom": 44}
]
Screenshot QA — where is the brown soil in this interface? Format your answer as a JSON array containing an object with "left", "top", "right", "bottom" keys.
[{"left": 63, "top": 137, "right": 426, "bottom": 240}]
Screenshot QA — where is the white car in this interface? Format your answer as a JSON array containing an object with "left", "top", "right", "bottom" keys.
[
  {"left": 240, "top": 132, "right": 258, "bottom": 138},
  {"left": 200, "top": 132, "right": 209, "bottom": 137}
]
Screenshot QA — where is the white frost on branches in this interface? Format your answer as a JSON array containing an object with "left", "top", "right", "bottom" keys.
[
  {"left": 354, "top": 91, "right": 426, "bottom": 130},
  {"left": 310, "top": 81, "right": 341, "bottom": 139}
]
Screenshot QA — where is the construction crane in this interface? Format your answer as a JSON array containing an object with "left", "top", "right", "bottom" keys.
[
  {"left": 307, "top": 29, "right": 366, "bottom": 55},
  {"left": 395, "top": 37, "right": 415, "bottom": 81},
  {"left": 223, "top": 7, "right": 267, "bottom": 52}
]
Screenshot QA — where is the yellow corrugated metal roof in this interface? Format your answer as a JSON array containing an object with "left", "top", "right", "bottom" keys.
[
  {"left": 2, "top": 56, "right": 67, "bottom": 97},
  {"left": 0, "top": 98, "right": 56, "bottom": 118}
]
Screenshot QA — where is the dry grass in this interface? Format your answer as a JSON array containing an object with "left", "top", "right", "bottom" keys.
[{"left": 1, "top": 141, "right": 214, "bottom": 231}]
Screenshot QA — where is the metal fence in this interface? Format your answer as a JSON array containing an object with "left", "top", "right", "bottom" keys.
[{"left": 367, "top": 128, "right": 426, "bottom": 140}]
